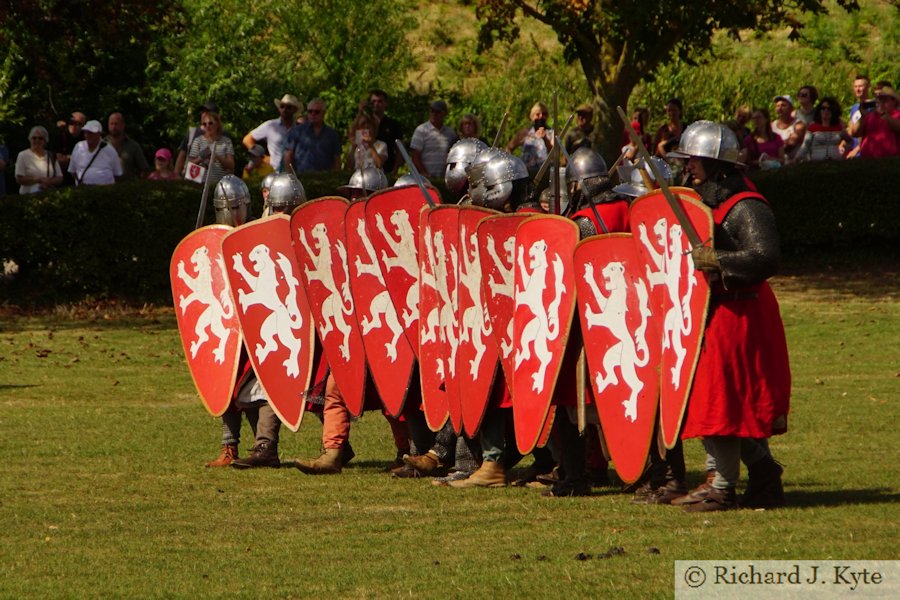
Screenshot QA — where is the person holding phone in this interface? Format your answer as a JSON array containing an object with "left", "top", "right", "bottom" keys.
[
  {"left": 506, "top": 102, "right": 553, "bottom": 175},
  {"left": 848, "top": 82, "right": 900, "bottom": 158},
  {"left": 346, "top": 112, "right": 387, "bottom": 170}
]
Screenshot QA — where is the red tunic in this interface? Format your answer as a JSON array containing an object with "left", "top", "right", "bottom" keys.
[
  {"left": 682, "top": 193, "right": 791, "bottom": 439},
  {"left": 570, "top": 199, "right": 629, "bottom": 234}
]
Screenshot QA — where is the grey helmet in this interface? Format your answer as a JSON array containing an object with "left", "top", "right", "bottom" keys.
[
  {"left": 540, "top": 167, "right": 569, "bottom": 213},
  {"left": 348, "top": 167, "right": 389, "bottom": 193},
  {"left": 613, "top": 157, "right": 673, "bottom": 198},
  {"left": 465, "top": 147, "right": 503, "bottom": 206},
  {"left": 261, "top": 172, "right": 277, "bottom": 197},
  {"left": 566, "top": 147, "right": 609, "bottom": 205},
  {"left": 267, "top": 172, "right": 306, "bottom": 214},
  {"left": 667, "top": 120, "right": 741, "bottom": 164},
  {"left": 393, "top": 173, "right": 418, "bottom": 187},
  {"left": 445, "top": 138, "right": 488, "bottom": 198},
  {"left": 213, "top": 175, "right": 251, "bottom": 227},
  {"left": 477, "top": 151, "right": 529, "bottom": 210},
  {"left": 565, "top": 147, "right": 607, "bottom": 184}
]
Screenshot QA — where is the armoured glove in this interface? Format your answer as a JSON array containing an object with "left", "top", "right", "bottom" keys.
[{"left": 690, "top": 245, "right": 721, "bottom": 273}]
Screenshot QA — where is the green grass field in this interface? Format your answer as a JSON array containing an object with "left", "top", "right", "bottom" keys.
[{"left": 1, "top": 268, "right": 898, "bottom": 598}]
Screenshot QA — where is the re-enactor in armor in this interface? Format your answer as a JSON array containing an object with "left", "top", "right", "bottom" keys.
[
  {"left": 668, "top": 121, "right": 791, "bottom": 511},
  {"left": 205, "top": 176, "right": 286, "bottom": 469}
]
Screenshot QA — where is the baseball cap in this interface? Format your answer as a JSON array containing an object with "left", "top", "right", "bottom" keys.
[
  {"left": 82, "top": 120, "right": 102, "bottom": 134},
  {"left": 430, "top": 100, "right": 448, "bottom": 113},
  {"left": 155, "top": 148, "right": 172, "bottom": 161},
  {"left": 773, "top": 95, "right": 794, "bottom": 107}
]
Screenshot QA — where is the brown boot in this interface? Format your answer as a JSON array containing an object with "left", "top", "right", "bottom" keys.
[
  {"left": 292, "top": 448, "right": 342, "bottom": 475},
  {"left": 402, "top": 451, "right": 446, "bottom": 476},
  {"left": 645, "top": 480, "right": 689, "bottom": 505},
  {"left": 206, "top": 444, "right": 238, "bottom": 468},
  {"left": 672, "top": 470, "right": 716, "bottom": 506},
  {"left": 683, "top": 486, "right": 737, "bottom": 512},
  {"left": 231, "top": 441, "right": 280, "bottom": 469},
  {"left": 449, "top": 460, "right": 507, "bottom": 488}
]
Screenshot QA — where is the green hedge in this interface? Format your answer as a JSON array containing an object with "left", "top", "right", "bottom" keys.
[{"left": 0, "top": 159, "right": 896, "bottom": 305}]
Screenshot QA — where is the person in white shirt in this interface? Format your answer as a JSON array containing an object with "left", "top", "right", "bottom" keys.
[
  {"left": 242, "top": 94, "right": 299, "bottom": 172},
  {"left": 410, "top": 100, "right": 457, "bottom": 178},
  {"left": 68, "top": 120, "right": 122, "bottom": 185},
  {"left": 15, "top": 126, "right": 63, "bottom": 194}
]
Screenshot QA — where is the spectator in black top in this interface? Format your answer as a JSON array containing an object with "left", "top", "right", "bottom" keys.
[{"left": 368, "top": 89, "right": 404, "bottom": 174}]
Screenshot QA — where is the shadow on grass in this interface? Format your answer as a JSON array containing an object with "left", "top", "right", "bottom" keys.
[
  {"left": 785, "top": 487, "right": 899, "bottom": 508},
  {"left": 343, "top": 459, "right": 401, "bottom": 473},
  {"left": 0, "top": 384, "right": 38, "bottom": 391},
  {"left": 777, "top": 243, "right": 900, "bottom": 300}
]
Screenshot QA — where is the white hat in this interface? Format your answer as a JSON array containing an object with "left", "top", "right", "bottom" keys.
[
  {"left": 82, "top": 120, "right": 102, "bottom": 134},
  {"left": 274, "top": 94, "right": 301, "bottom": 110}
]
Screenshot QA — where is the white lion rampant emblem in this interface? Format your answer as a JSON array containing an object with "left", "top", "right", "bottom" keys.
[
  {"left": 458, "top": 225, "right": 492, "bottom": 377},
  {"left": 583, "top": 261, "right": 651, "bottom": 422},
  {"left": 231, "top": 244, "right": 306, "bottom": 378},
  {"left": 374, "top": 209, "right": 419, "bottom": 328},
  {"left": 298, "top": 222, "right": 354, "bottom": 361},
  {"left": 421, "top": 225, "right": 458, "bottom": 381},
  {"left": 177, "top": 245, "right": 234, "bottom": 364},
  {"left": 638, "top": 218, "right": 697, "bottom": 389},
  {"left": 485, "top": 233, "right": 516, "bottom": 358},
  {"left": 515, "top": 239, "right": 566, "bottom": 393},
  {"left": 353, "top": 217, "right": 404, "bottom": 361}
]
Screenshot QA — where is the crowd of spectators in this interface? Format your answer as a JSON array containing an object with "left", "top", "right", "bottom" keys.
[{"left": 1, "top": 75, "right": 897, "bottom": 198}]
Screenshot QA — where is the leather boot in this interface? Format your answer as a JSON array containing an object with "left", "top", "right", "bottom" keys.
[
  {"left": 683, "top": 486, "right": 737, "bottom": 512},
  {"left": 741, "top": 457, "right": 785, "bottom": 508},
  {"left": 645, "top": 479, "right": 689, "bottom": 505},
  {"left": 206, "top": 444, "right": 238, "bottom": 468},
  {"left": 449, "top": 460, "right": 507, "bottom": 488},
  {"left": 402, "top": 451, "right": 446, "bottom": 476},
  {"left": 231, "top": 441, "right": 280, "bottom": 469},
  {"left": 292, "top": 448, "right": 342, "bottom": 475},
  {"left": 672, "top": 470, "right": 716, "bottom": 506}
]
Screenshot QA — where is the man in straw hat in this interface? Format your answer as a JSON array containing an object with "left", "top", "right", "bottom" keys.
[{"left": 242, "top": 93, "right": 301, "bottom": 173}]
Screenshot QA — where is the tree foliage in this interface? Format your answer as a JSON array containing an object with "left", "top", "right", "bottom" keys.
[
  {"left": 474, "top": 0, "right": 861, "bottom": 158},
  {"left": 0, "top": 0, "right": 178, "bottom": 132},
  {"left": 150, "top": 0, "right": 415, "bottom": 142},
  {"left": 631, "top": 0, "right": 900, "bottom": 130}
]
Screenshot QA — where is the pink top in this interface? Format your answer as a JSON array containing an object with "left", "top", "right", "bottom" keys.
[{"left": 743, "top": 134, "right": 784, "bottom": 165}]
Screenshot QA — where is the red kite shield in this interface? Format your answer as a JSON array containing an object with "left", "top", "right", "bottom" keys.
[
  {"left": 417, "top": 206, "right": 448, "bottom": 431},
  {"left": 476, "top": 214, "right": 529, "bottom": 396},
  {"left": 364, "top": 185, "right": 441, "bottom": 356},
  {"left": 170, "top": 225, "right": 242, "bottom": 417},
  {"left": 291, "top": 198, "right": 367, "bottom": 416},
  {"left": 630, "top": 188, "right": 713, "bottom": 449},
  {"left": 222, "top": 215, "right": 316, "bottom": 431},
  {"left": 426, "top": 206, "right": 463, "bottom": 433},
  {"left": 344, "top": 200, "right": 415, "bottom": 417},
  {"left": 457, "top": 206, "right": 501, "bottom": 436},
  {"left": 574, "top": 234, "right": 661, "bottom": 484},
  {"left": 512, "top": 215, "right": 579, "bottom": 454}
]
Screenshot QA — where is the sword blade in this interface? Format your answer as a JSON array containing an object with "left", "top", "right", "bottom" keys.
[
  {"left": 395, "top": 140, "right": 436, "bottom": 208},
  {"left": 616, "top": 106, "right": 702, "bottom": 248}
]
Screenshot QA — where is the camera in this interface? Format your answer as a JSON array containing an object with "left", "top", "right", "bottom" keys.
[
  {"left": 861, "top": 100, "right": 877, "bottom": 111},
  {"left": 533, "top": 118, "right": 547, "bottom": 130}
]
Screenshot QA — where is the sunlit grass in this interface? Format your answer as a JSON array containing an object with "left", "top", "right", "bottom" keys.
[{"left": 0, "top": 273, "right": 897, "bottom": 598}]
